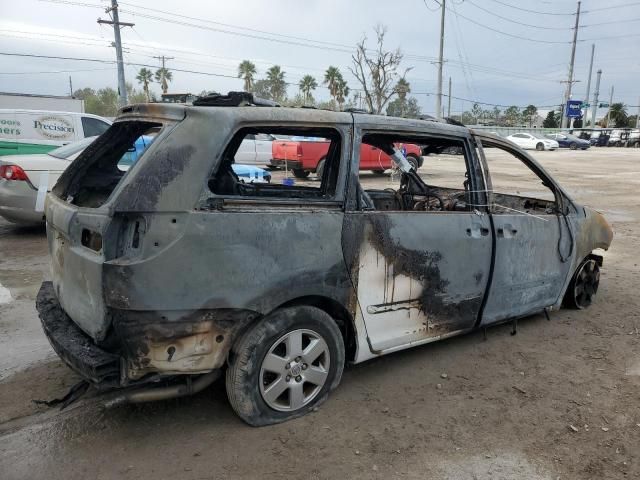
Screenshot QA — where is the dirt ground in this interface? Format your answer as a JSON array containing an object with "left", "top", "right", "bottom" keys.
[{"left": 0, "top": 147, "right": 639, "bottom": 480}]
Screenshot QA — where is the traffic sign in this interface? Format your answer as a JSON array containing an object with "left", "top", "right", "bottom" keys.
[
  {"left": 580, "top": 103, "right": 590, "bottom": 108},
  {"left": 599, "top": 103, "right": 609, "bottom": 108},
  {"left": 565, "top": 100, "right": 583, "bottom": 118}
]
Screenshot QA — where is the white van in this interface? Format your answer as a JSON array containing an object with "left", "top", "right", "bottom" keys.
[{"left": 0, "top": 109, "right": 111, "bottom": 156}]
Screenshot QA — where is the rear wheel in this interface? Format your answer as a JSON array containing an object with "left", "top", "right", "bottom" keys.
[
  {"left": 564, "top": 258, "right": 600, "bottom": 309},
  {"left": 536, "top": 142, "right": 545, "bottom": 151},
  {"left": 226, "top": 306, "right": 345, "bottom": 426},
  {"left": 292, "top": 169, "right": 310, "bottom": 179}
]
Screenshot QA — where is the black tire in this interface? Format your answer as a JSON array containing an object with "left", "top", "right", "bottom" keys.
[
  {"left": 226, "top": 306, "right": 345, "bottom": 426},
  {"left": 315, "top": 158, "right": 326, "bottom": 180},
  {"left": 569, "top": 142, "right": 578, "bottom": 150},
  {"left": 292, "top": 168, "right": 310, "bottom": 179},
  {"left": 535, "top": 142, "right": 545, "bottom": 151},
  {"left": 563, "top": 258, "right": 600, "bottom": 310},
  {"left": 407, "top": 154, "right": 419, "bottom": 171},
  {"left": 372, "top": 169, "right": 386, "bottom": 175},
  {"left": 633, "top": 141, "right": 640, "bottom": 148}
]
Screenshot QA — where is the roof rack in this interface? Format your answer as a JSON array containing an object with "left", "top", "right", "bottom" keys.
[{"left": 193, "top": 91, "right": 280, "bottom": 107}]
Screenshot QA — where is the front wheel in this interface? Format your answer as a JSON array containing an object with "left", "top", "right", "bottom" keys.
[
  {"left": 569, "top": 143, "right": 578, "bottom": 150},
  {"left": 226, "top": 306, "right": 345, "bottom": 426},
  {"left": 564, "top": 258, "right": 600, "bottom": 309},
  {"left": 536, "top": 142, "right": 545, "bottom": 151}
]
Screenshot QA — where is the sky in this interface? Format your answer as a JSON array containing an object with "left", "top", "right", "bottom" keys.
[{"left": 1, "top": 0, "right": 639, "bottom": 118}]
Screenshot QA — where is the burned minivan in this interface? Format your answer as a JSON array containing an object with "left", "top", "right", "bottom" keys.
[{"left": 37, "top": 93, "right": 613, "bottom": 426}]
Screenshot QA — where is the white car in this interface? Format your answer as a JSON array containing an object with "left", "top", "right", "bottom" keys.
[
  {"left": 234, "top": 133, "right": 274, "bottom": 166},
  {"left": 0, "top": 136, "right": 97, "bottom": 224},
  {"left": 506, "top": 133, "right": 559, "bottom": 151}
]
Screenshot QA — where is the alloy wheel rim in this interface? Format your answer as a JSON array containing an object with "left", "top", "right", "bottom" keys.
[
  {"left": 259, "top": 329, "right": 330, "bottom": 412},
  {"left": 574, "top": 259, "right": 600, "bottom": 309}
]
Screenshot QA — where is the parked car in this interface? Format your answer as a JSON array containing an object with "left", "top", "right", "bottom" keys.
[
  {"left": 234, "top": 132, "right": 274, "bottom": 166},
  {"left": 628, "top": 129, "right": 640, "bottom": 148},
  {"left": 0, "top": 109, "right": 111, "bottom": 156},
  {"left": 0, "top": 136, "right": 98, "bottom": 224},
  {"left": 271, "top": 137, "right": 423, "bottom": 178},
  {"left": 36, "top": 94, "right": 613, "bottom": 426},
  {"left": 607, "top": 129, "right": 635, "bottom": 147},
  {"left": 589, "top": 129, "right": 611, "bottom": 146},
  {"left": 506, "top": 132, "right": 559, "bottom": 151},
  {"left": 545, "top": 132, "right": 590, "bottom": 150}
]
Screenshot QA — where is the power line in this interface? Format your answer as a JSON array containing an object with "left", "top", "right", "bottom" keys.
[
  {"left": 583, "top": 1, "right": 640, "bottom": 13},
  {"left": 581, "top": 33, "right": 640, "bottom": 41},
  {"left": 465, "top": 0, "right": 571, "bottom": 30},
  {"left": 582, "top": 17, "right": 640, "bottom": 27},
  {"left": 484, "top": 0, "right": 575, "bottom": 16},
  {"left": 444, "top": 7, "right": 572, "bottom": 43},
  {"left": 0, "top": 26, "right": 566, "bottom": 85},
  {"left": 0, "top": 67, "right": 115, "bottom": 75}
]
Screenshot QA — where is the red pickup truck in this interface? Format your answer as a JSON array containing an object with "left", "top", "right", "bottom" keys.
[{"left": 271, "top": 138, "right": 423, "bottom": 178}]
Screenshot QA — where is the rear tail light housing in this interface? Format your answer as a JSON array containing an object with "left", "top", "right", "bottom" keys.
[{"left": 0, "top": 165, "right": 29, "bottom": 181}]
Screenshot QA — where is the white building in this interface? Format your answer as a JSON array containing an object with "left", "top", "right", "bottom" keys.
[{"left": 0, "top": 92, "right": 85, "bottom": 113}]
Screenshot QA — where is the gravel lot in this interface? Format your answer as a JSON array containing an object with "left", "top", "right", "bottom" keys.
[{"left": 1, "top": 147, "right": 639, "bottom": 480}]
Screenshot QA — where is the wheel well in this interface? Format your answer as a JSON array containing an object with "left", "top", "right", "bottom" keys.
[{"left": 277, "top": 295, "right": 357, "bottom": 362}]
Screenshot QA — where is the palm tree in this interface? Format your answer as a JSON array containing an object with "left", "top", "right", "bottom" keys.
[
  {"left": 136, "top": 68, "right": 154, "bottom": 102},
  {"left": 266, "top": 65, "right": 286, "bottom": 102},
  {"left": 608, "top": 103, "right": 628, "bottom": 127},
  {"left": 238, "top": 60, "right": 257, "bottom": 92},
  {"left": 298, "top": 75, "right": 317, "bottom": 105},
  {"left": 395, "top": 77, "right": 410, "bottom": 102},
  {"left": 324, "top": 66, "right": 342, "bottom": 104},
  {"left": 335, "top": 78, "right": 349, "bottom": 110},
  {"left": 154, "top": 67, "right": 173, "bottom": 95}
]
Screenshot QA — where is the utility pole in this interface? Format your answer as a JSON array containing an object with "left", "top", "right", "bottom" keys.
[
  {"left": 590, "top": 69, "right": 601, "bottom": 127},
  {"left": 98, "top": 0, "right": 134, "bottom": 108},
  {"left": 636, "top": 97, "right": 640, "bottom": 128},
  {"left": 561, "top": 1, "right": 581, "bottom": 129},
  {"left": 605, "top": 85, "right": 614, "bottom": 127},
  {"left": 435, "top": 0, "right": 446, "bottom": 120},
  {"left": 68, "top": 76, "right": 73, "bottom": 97},
  {"left": 447, "top": 76, "right": 452, "bottom": 118},
  {"left": 583, "top": 43, "right": 595, "bottom": 121}
]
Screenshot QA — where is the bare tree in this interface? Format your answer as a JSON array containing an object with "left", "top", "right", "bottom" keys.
[{"left": 349, "top": 25, "right": 409, "bottom": 114}]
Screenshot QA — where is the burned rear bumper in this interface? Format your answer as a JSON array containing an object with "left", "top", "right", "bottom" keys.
[{"left": 36, "top": 281, "right": 120, "bottom": 387}]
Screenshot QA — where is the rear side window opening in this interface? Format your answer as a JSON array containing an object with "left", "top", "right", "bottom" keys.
[
  {"left": 53, "top": 121, "right": 163, "bottom": 208},
  {"left": 208, "top": 126, "right": 342, "bottom": 201}
]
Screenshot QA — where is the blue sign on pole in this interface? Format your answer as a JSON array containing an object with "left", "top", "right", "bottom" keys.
[{"left": 566, "top": 100, "right": 583, "bottom": 118}]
